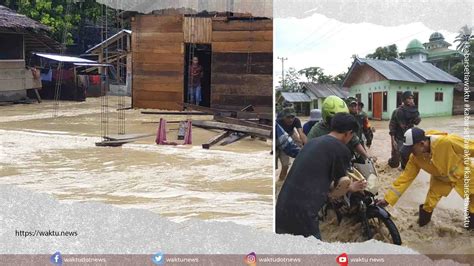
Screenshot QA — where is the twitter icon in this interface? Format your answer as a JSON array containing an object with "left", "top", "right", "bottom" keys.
[{"left": 151, "top": 252, "right": 165, "bottom": 265}]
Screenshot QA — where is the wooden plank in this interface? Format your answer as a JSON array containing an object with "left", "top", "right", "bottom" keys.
[
  {"left": 104, "top": 133, "right": 155, "bottom": 141},
  {"left": 134, "top": 32, "right": 184, "bottom": 43},
  {"left": 211, "top": 62, "right": 272, "bottom": 75},
  {"left": 0, "top": 69, "right": 25, "bottom": 79},
  {"left": 134, "top": 75, "right": 183, "bottom": 84},
  {"left": 134, "top": 63, "right": 183, "bottom": 72},
  {"left": 192, "top": 120, "right": 271, "bottom": 139},
  {"left": 183, "top": 17, "right": 212, "bottom": 44},
  {"left": 133, "top": 69, "right": 182, "bottom": 77},
  {"left": 133, "top": 99, "right": 182, "bottom": 110},
  {"left": 212, "top": 31, "right": 272, "bottom": 42},
  {"left": 214, "top": 115, "right": 273, "bottom": 130},
  {"left": 211, "top": 84, "right": 272, "bottom": 96},
  {"left": 220, "top": 133, "right": 250, "bottom": 146},
  {"left": 211, "top": 94, "right": 272, "bottom": 107},
  {"left": 133, "top": 90, "right": 182, "bottom": 102},
  {"left": 0, "top": 60, "right": 24, "bottom": 69},
  {"left": 133, "top": 82, "right": 183, "bottom": 93},
  {"left": 133, "top": 53, "right": 183, "bottom": 64},
  {"left": 0, "top": 79, "right": 25, "bottom": 91},
  {"left": 141, "top": 111, "right": 209, "bottom": 115},
  {"left": 213, "top": 41, "right": 272, "bottom": 53},
  {"left": 135, "top": 15, "right": 183, "bottom": 33},
  {"left": 133, "top": 45, "right": 183, "bottom": 54},
  {"left": 211, "top": 73, "right": 272, "bottom": 86},
  {"left": 202, "top": 131, "right": 232, "bottom": 149},
  {"left": 212, "top": 52, "right": 272, "bottom": 63},
  {"left": 180, "top": 103, "right": 233, "bottom": 116},
  {"left": 212, "top": 20, "right": 273, "bottom": 31}
]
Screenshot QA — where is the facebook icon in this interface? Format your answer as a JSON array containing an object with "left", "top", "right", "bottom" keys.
[{"left": 50, "top": 251, "right": 62, "bottom": 265}]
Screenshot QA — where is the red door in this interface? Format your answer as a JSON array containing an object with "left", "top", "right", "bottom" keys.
[{"left": 373, "top": 92, "right": 382, "bottom": 120}]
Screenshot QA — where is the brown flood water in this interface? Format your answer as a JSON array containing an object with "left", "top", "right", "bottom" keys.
[
  {"left": 0, "top": 97, "right": 273, "bottom": 230},
  {"left": 276, "top": 115, "right": 474, "bottom": 254}
]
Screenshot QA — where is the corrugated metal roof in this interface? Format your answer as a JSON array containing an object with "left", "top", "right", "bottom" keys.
[
  {"left": 34, "top": 53, "right": 96, "bottom": 63},
  {"left": 300, "top": 82, "right": 349, "bottom": 99},
  {"left": 358, "top": 58, "right": 425, "bottom": 83},
  {"left": 396, "top": 59, "right": 461, "bottom": 84},
  {"left": 280, "top": 92, "right": 311, "bottom": 102},
  {"left": 85, "top": 29, "right": 132, "bottom": 54}
]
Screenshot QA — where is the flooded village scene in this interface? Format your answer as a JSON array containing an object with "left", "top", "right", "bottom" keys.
[
  {"left": 0, "top": 0, "right": 275, "bottom": 246},
  {"left": 1, "top": 0, "right": 473, "bottom": 264},
  {"left": 274, "top": 4, "right": 473, "bottom": 261}
]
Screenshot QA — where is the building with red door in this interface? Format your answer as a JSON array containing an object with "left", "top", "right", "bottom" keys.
[{"left": 343, "top": 57, "right": 460, "bottom": 120}]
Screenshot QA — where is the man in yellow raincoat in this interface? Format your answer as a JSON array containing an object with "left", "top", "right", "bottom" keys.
[{"left": 378, "top": 127, "right": 473, "bottom": 229}]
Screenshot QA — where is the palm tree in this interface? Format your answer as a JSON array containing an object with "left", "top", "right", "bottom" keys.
[{"left": 454, "top": 25, "right": 473, "bottom": 51}]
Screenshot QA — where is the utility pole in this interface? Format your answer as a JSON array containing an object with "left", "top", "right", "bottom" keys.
[{"left": 277, "top": 56, "right": 288, "bottom": 89}]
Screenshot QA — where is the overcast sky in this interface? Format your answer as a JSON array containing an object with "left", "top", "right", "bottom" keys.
[{"left": 273, "top": 13, "right": 458, "bottom": 88}]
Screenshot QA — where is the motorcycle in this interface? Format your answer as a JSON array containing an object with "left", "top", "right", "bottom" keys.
[{"left": 322, "top": 159, "right": 402, "bottom": 245}]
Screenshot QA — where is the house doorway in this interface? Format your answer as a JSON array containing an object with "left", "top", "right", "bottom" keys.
[
  {"left": 184, "top": 43, "right": 212, "bottom": 107},
  {"left": 373, "top": 92, "right": 383, "bottom": 120}
]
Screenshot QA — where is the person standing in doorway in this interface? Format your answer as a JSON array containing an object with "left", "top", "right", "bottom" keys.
[{"left": 188, "top": 56, "right": 203, "bottom": 105}]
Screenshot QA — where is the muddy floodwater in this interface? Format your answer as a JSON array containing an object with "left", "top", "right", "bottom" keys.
[
  {"left": 276, "top": 115, "right": 473, "bottom": 255},
  {"left": 0, "top": 97, "right": 273, "bottom": 230}
]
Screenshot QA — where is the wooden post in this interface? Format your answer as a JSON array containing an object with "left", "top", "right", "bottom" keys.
[{"left": 202, "top": 131, "right": 232, "bottom": 149}]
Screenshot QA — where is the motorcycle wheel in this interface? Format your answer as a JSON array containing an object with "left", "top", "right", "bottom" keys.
[{"left": 366, "top": 211, "right": 402, "bottom": 245}]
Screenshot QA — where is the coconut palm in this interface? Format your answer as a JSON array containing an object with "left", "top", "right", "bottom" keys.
[{"left": 454, "top": 25, "right": 473, "bottom": 51}]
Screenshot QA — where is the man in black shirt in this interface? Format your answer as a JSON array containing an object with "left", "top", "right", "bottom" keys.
[
  {"left": 388, "top": 91, "right": 421, "bottom": 169},
  {"left": 276, "top": 107, "right": 308, "bottom": 181},
  {"left": 276, "top": 113, "right": 367, "bottom": 240}
]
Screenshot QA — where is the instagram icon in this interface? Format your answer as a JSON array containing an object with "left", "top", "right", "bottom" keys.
[{"left": 244, "top": 252, "right": 257, "bottom": 266}]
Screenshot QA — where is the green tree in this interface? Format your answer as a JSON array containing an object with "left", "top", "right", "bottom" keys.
[
  {"left": 333, "top": 72, "right": 346, "bottom": 85},
  {"left": 279, "top": 67, "right": 301, "bottom": 92},
  {"left": 298, "top": 66, "right": 324, "bottom": 83},
  {"left": 450, "top": 40, "right": 473, "bottom": 83},
  {"left": 454, "top": 25, "right": 473, "bottom": 51},
  {"left": 1, "top": 0, "right": 103, "bottom": 46},
  {"left": 298, "top": 66, "right": 342, "bottom": 84},
  {"left": 366, "top": 44, "right": 399, "bottom": 60}
]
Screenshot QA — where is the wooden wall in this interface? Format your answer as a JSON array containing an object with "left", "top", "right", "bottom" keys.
[
  {"left": 183, "top": 17, "right": 212, "bottom": 44},
  {"left": 131, "top": 15, "right": 273, "bottom": 111},
  {"left": 131, "top": 15, "right": 184, "bottom": 110},
  {"left": 0, "top": 60, "right": 27, "bottom": 92},
  {"left": 210, "top": 19, "right": 273, "bottom": 111}
]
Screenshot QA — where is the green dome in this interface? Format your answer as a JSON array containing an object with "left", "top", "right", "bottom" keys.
[
  {"left": 429, "top": 32, "right": 444, "bottom": 41},
  {"left": 407, "top": 39, "right": 424, "bottom": 50}
]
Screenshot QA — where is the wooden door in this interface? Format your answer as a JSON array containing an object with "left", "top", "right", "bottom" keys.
[
  {"left": 373, "top": 92, "right": 382, "bottom": 120},
  {"left": 131, "top": 15, "right": 184, "bottom": 110}
]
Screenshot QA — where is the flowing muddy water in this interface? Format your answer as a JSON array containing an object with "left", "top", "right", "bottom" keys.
[
  {"left": 276, "top": 115, "right": 473, "bottom": 255},
  {"left": 0, "top": 97, "right": 273, "bottom": 230}
]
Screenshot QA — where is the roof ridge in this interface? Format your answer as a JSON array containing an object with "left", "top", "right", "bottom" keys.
[{"left": 394, "top": 59, "right": 427, "bottom": 82}]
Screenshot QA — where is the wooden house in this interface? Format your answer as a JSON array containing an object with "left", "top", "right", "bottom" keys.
[
  {"left": 130, "top": 12, "right": 272, "bottom": 111},
  {"left": 0, "top": 5, "right": 59, "bottom": 102}
]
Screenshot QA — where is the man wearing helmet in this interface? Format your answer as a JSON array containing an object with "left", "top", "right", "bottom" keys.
[
  {"left": 276, "top": 113, "right": 367, "bottom": 239},
  {"left": 307, "top": 96, "right": 370, "bottom": 161}
]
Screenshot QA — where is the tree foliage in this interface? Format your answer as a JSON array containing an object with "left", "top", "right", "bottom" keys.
[
  {"left": 450, "top": 40, "right": 473, "bottom": 83},
  {"left": 366, "top": 44, "right": 399, "bottom": 60},
  {"left": 1, "top": 0, "right": 103, "bottom": 45},
  {"left": 454, "top": 25, "right": 473, "bottom": 51},
  {"left": 279, "top": 67, "right": 301, "bottom": 92}
]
